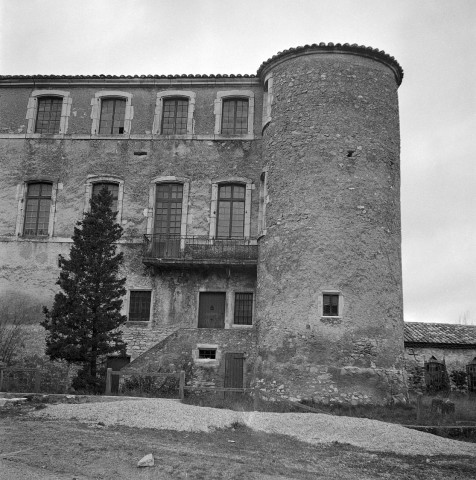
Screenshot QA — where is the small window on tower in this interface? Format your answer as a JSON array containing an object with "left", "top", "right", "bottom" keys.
[{"left": 323, "top": 294, "right": 339, "bottom": 317}]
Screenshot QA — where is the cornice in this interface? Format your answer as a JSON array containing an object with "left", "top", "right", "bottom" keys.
[{"left": 257, "top": 43, "right": 403, "bottom": 86}]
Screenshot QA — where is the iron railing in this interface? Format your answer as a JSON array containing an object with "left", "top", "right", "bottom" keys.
[{"left": 142, "top": 234, "right": 258, "bottom": 265}]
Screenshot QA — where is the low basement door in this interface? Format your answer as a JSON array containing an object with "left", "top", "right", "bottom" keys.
[
  {"left": 198, "top": 292, "right": 226, "bottom": 328},
  {"left": 224, "top": 353, "right": 244, "bottom": 396}
]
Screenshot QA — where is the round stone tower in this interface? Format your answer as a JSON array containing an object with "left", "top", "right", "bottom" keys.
[{"left": 255, "top": 43, "right": 406, "bottom": 404}]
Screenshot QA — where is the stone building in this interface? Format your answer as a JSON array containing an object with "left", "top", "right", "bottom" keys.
[
  {"left": 0, "top": 43, "right": 406, "bottom": 404},
  {"left": 404, "top": 322, "right": 476, "bottom": 393}
]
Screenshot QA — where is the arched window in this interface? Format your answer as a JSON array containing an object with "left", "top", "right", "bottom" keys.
[
  {"left": 92, "top": 182, "right": 120, "bottom": 213},
  {"left": 152, "top": 91, "right": 196, "bottom": 136},
  {"left": 26, "top": 90, "right": 72, "bottom": 135},
  {"left": 99, "top": 98, "right": 126, "bottom": 134},
  {"left": 85, "top": 175, "right": 124, "bottom": 223},
  {"left": 209, "top": 177, "right": 252, "bottom": 239},
  {"left": 214, "top": 90, "right": 254, "bottom": 138},
  {"left": 90, "top": 91, "right": 133, "bottom": 135}
]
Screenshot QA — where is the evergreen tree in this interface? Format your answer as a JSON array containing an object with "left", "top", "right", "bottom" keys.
[{"left": 41, "top": 187, "right": 127, "bottom": 392}]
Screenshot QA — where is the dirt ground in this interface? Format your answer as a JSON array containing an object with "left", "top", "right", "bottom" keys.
[{"left": 1, "top": 407, "right": 476, "bottom": 480}]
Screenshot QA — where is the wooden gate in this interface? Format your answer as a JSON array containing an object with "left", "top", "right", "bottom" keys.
[
  {"left": 424, "top": 356, "right": 448, "bottom": 392},
  {"left": 198, "top": 292, "right": 226, "bottom": 328},
  {"left": 467, "top": 357, "right": 476, "bottom": 393},
  {"left": 106, "top": 356, "right": 130, "bottom": 394},
  {"left": 224, "top": 352, "right": 244, "bottom": 393}
]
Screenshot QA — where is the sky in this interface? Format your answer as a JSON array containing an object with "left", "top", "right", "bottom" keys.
[{"left": 1, "top": 0, "right": 475, "bottom": 324}]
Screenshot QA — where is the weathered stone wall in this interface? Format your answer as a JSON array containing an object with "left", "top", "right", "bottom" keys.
[
  {"left": 256, "top": 52, "right": 405, "bottom": 404},
  {"left": 0, "top": 82, "right": 263, "bottom": 363},
  {"left": 0, "top": 84, "right": 262, "bottom": 136},
  {"left": 122, "top": 328, "right": 257, "bottom": 389},
  {"left": 405, "top": 346, "right": 476, "bottom": 392}
]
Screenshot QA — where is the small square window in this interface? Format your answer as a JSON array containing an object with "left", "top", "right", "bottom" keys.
[
  {"left": 198, "top": 349, "right": 217, "bottom": 360},
  {"left": 323, "top": 294, "right": 339, "bottom": 316},
  {"left": 129, "top": 291, "right": 151, "bottom": 322}
]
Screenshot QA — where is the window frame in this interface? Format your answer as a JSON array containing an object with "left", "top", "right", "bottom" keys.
[
  {"left": 26, "top": 90, "right": 72, "bottom": 135},
  {"left": 16, "top": 180, "right": 58, "bottom": 238},
  {"left": 84, "top": 175, "right": 125, "bottom": 224},
  {"left": 214, "top": 90, "right": 254, "bottom": 138},
  {"left": 192, "top": 344, "right": 221, "bottom": 366},
  {"left": 233, "top": 292, "right": 254, "bottom": 326},
  {"left": 262, "top": 73, "right": 274, "bottom": 131},
  {"left": 320, "top": 291, "right": 344, "bottom": 318},
  {"left": 126, "top": 289, "right": 153, "bottom": 323},
  {"left": 91, "top": 91, "right": 133, "bottom": 136},
  {"left": 152, "top": 91, "right": 196, "bottom": 136},
  {"left": 209, "top": 177, "right": 253, "bottom": 240},
  {"left": 216, "top": 184, "right": 246, "bottom": 239},
  {"left": 146, "top": 176, "right": 190, "bottom": 237}
]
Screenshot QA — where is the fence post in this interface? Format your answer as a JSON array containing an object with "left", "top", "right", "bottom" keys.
[
  {"left": 105, "top": 368, "right": 112, "bottom": 395},
  {"left": 253, "top": 385, "right": 260, "bottom": 411},
  {"left": 416, "top": 393, "right": 423, "bottom": 424},
  {"left": 34, "top": 369, "right": 41, "bottom": 393},
  {"left": 179, "top": 370, "right": 185, "bottom": 401},
  {"left": 0, "top": 369, "right": 4, "bottom": 392}
]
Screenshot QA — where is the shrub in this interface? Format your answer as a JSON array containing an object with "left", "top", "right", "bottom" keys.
[{"left": 450, "top": 370, "right": 468, "bottom": 393}]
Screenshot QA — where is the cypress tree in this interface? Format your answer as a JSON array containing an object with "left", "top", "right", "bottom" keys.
[{"left": 42, "top": 187, "right": 127, "bottom": 392}]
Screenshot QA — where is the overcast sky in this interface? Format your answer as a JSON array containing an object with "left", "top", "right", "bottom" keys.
[{"left": 1, "top": 0, "right": 475, "bottom": 324}]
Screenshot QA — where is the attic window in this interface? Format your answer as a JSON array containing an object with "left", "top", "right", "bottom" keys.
[{"left": 198, "top": 349, "right": 217, "bottom": 360}]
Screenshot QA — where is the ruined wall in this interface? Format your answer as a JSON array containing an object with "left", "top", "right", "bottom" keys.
[{"left": 256, "top": 51, "right": 405, "bottom": 404}]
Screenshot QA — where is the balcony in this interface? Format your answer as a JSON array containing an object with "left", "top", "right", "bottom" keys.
[{"left": 142, "top": 234, "right": 258, "bottom": 269}]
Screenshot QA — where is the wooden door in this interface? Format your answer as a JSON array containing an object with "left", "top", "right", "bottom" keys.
[
  {"left": 154, "top": 183, "right": 183, "bottom": 257},
  {"left": 106, "top": 356, "right": 130, "bottom": 394},
  {"left": 224, "top": 353, "right": 244, "bottom": 389},
  {"left": 198, "top": 292, "right": 226, "bottom": 328}
]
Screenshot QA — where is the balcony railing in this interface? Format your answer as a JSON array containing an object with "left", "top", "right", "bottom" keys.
[{"left": 142, "top": 234, "right": 258, "bottom": 268}]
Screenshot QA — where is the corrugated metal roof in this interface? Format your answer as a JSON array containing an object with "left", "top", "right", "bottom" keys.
[{"left": 404, "top": 322, "right": 476, "bottom": 345}]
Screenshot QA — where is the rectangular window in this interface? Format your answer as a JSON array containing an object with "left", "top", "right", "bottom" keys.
[
  {"left": 217, "top": 184, "right": 245, "bottom": 238},
  {"left": 99, "top": 98, "right": 126, "bottom": 134},
  {"left": 221, "top": 99, "right": 249, "bottom": 135},
  {"left": 234, "top": 293, "right": 253, "bottom": 325},
  {"left": 161, "top": 98, "right": 189, "bottom": 135},
  {"left": 198, "top": 349, "right": 217, "bottom": 359},
  {"left": 92, "top": 182, "right": 119, "bottom": 213},
  {"left": 323, "top": 294, "right": 339, "bottom": 316},
  {"left": 35, "top": 97, "right": 63, "bottom": 134},
  {"left": 128, "top": 291, "right": 152, "bottom": 322},
  {"left": 24, "top": 183, "right": 52, "bottom": 236}
]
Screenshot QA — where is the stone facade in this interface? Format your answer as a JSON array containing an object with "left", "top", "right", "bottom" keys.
[{"left": 0, "top": 43, "right": 406, "bottom": 403}]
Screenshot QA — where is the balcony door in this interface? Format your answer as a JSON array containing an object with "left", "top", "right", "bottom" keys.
[
  {"left": 198, "top": 292, "right": 226, "bottom": 328},
  {"left": 154, "top": 183, "right": 183, "bottom": 257}
]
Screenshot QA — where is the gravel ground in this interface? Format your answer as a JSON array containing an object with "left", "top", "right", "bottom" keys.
[{"left": 31, "top": 398, "right": 476, "bottom": 457}]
